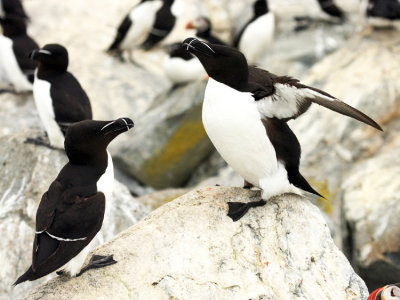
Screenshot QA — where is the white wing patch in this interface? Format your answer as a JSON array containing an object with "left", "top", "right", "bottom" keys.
[
  {"left": 45, "top": 231, "right": 87, "bottom": 242},
  {"left": 255, "top": 83, "right": 335, "bottom": 119}
]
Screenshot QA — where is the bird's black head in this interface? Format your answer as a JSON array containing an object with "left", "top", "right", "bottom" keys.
[
  {"left": 254, "top": 0, "right": 268, "bottom": 17},
  {"left": 185, "top": 17, "right": 211, "bottom": 36},
  {"left": 64, "top": 118, "right": 134, "bottom": 165},
  {"left": 182, "top": 37, "right": 248, "bottom": 89},
  {"left": 0, "top": 15, "right": 26, "bottom": 36},
  {"left": 29, "top": 44, "right": 69, "bottom": 73}
]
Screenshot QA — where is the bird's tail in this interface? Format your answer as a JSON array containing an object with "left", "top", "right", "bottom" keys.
[
  {"left": 13, "top": 266, "right": 34, "bottom": 286},
  {"left": 288, "top": 170, "right": 326, "bottom": 199}
]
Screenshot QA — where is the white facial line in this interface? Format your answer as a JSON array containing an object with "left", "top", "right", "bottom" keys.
[
  {"left": 35, "top": 230, "right": 45, "bottom": 234},
  {"left": 200, "top": 41, "right": 215, "bottom": 54},
  {"left": 45, "top": 231, "right": 87, "bottom": 242},
  {"left": 101, "top": 121, "right": 115, "bottom": 131},
  {"left": 121, "top": 118, "right": 129, "bottom": 131},
  {"left": 186, "top": 38, "right": 197, "bottom": 51},
  {"left": 38, "top": 50, "right": 52, "bottom": 55}
]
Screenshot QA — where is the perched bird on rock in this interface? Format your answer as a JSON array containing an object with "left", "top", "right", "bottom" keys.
[
  {"left": 233, "top": 0, "right": 275, "bottom": 64},
  {"left": 29, "top": 44, "right": 92, "bottom": 149},
  {"left": 0, "top": 15, "right": 38, "bottom": 92},
  {"left": 182, "top": 38, "right": 382, "bottom": 221},
  {"left": 185, "top": 16, "right": 225, "bottom": 46},
  {"left": 14, "top": 118, "right": 134, "bottom": 285},
  {"left": 368, "top": 283, "right": 400, "bottom": 300},
  {"left": 107, "top": 0, "right": 176, "bottom": 62}
]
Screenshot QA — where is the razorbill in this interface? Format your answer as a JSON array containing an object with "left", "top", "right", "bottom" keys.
[
  {"left": 13, "top": 118, "right": 134, "bottom": 285},
  {"left": 368, "top": 283, "right": 400, "bottom": 300},
  {"left": 107, "top": 0, "right": 176, "bottom": 61},
  {"left": 0, "top": 15, "right": 38, "bottom": 92},
  {"left": 29, "top": 44, "right": 92, "bottom": 149},
  {"left": 182, "top": 38, "right": 382, "bottom": 221},
  {"left": 233, "top": 0, "right": 275, "bottom": 64},
  {"left": 363, "top": 0, "right": 400, "bottom": 28},
  {"left": 163, "top": 17, "right": 225, "bottom": 84},
  {"left": 0, "top": 0, "right": 28, "bottom": 20}
]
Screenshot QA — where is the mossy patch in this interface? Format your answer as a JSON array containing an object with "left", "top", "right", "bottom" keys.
[{"left": 308, "top": 178, "right": 335, "bottom": 215}]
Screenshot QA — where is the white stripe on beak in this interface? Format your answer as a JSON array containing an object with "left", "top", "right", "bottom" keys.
[
  {"left": 38, "top": 50, "right": 52, "bottom": 55},
  {"left": 101, "top": 121, "right": 115, "bottom": 131}
]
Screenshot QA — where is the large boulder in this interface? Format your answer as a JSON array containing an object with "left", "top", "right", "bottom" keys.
[
  {"left": 113, "top": 80, "right": 214, "bottom": 189},
  {"left": 25, "top": 187, "right": 368, "bottom": 300},
  {"left": 0, "top": 131, "right": 149, "bottom": 300}
]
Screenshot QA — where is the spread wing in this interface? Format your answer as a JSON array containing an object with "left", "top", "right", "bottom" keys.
[
  {"left": 248, "top": 66, "right": 382, "bottom": 130},
  {"left": 49, "top": 72, "right": 92, "bottom": 133}
]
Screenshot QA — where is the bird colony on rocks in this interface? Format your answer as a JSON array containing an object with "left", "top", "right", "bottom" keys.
[{"left": 0, "top": 0, "right": 400, "bottom": 299}]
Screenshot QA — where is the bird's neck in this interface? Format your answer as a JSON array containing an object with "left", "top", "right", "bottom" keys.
[{"left": 36, "top": 63, "right": 67, "bottom": 78}]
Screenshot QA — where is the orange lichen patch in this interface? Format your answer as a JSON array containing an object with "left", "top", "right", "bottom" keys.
[{"left": 264, "top": 261, "right": 269, "bottom": 267}]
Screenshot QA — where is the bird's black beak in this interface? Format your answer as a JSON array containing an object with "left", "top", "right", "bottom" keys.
[
  {"left": 100, "top": 118, "right": 134, "bottom": 134},
  {"left": 182, "top": 37, "right": 216, "bottom": 57}
]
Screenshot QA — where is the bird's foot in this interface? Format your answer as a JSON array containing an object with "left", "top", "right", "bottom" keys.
[
  {"left": 24, "top": 136, "right": 55, "bottom": 149},
  {"left": 56, "top": 270, "right": 65, "bottom": 276},
  {"left": 76, "top": 254, "right": 117, "bottom": 277},
  {"left": 227, "top": 199, "right": 266, "bottom": 222},
  {"left": 294, "top": 16, "right": 312, "bottom": 31},
  {"left": 0, "top": 88, "right": 17, "bottom": 94},
  {"left": 243, "top": 180, "right": 253, "bottom": 189}
]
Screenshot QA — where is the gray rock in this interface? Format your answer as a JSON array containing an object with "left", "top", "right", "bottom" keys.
[
  {"left": 342, "top": 116, "right": 400, "bottom": 291},
  {"left": 0, "top": 131, "right": 149, "bottom": 300},
  {"left": 114, "top": 80, "right": 214, "bottom": 189},
  {"left": 24, "top": 187, "right": 368, "bottom": 300},
  {"left": 135, "top": 188, "right": 190, "bottom": 210}
]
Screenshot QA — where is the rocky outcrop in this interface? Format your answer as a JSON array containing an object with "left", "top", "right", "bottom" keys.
[
  {"left": 342, "top": 117, "right": 400, "bottom": 291},
  {"left": 114, "top": 80, "right": 214, "bottom": 189},
  {"left": 25, "top": 187, "right": 368, "bottom": 300},
  {"left": 0, "top": 132, "right": 149, "bottom": 300}
]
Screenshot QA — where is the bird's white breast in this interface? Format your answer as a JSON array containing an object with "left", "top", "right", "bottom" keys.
[
  {"left": 121, "top": 0, "right": 163, "bottom": 49},
  {"left": 203, "top": 78, "right": 278, "bottom": 187},
  {"left": 163, "top": 56, "right": 205, "bottom": 84},
  {"left": 239, "top": 12, "right": 275, "bottom": 64},
  {"left": 33, "top": 72, "right": 65, "bottom": 148},
  {"left": 0, "top": 35, "right": 32, "bottom": 92},
  {"left": 97, "top": 151, "right": 114, "bottom": 201}
]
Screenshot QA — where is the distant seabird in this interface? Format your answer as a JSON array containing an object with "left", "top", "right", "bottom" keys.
[
  {"left": 29, "top": 44, "right": 92, "bottom": 149},
  {"left": 164, "top": 16, "right": 225, "bottom": 84},
  {"left": 108, "top": 0, "right": 176, "bottom": 61},
  {"left": 13, "top": 118, "right": 134, "bottom": 285},
  {"left": 0, "top": 15, "right": 38, "bottom": 92},
  {"left": 363, "top": 0, "right": 400, "bottom": 28},
  {"left": 233, "top": 0, "right": 275, "bottom": 64},
  {"left": 182, "top": 38, "right": 382, "bottom": 221}
]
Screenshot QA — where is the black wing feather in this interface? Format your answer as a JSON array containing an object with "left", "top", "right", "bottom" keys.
[{"left": 108, "top": 14, "right": 132, "bottom": 51}]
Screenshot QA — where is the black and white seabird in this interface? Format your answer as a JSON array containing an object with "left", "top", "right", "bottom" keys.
[
  {"left": 182, "top": 38, "right": 382, "bottom": 221},
  {"left": 29, "top": 44, "right": 92, "bottom": 149},
  {"left": 163, "top": 17, "right": 225, "bottom": 84},
  {"left": 233, "top": 0, "right": 275, "bottom": 64},
  {"left": 13, "top": 118, "right": 134, "bottom": 285},
  {"left": 108, "top": 0, "right": 176, "bottom": 60},
  {"left": 363, "top": 0, "right": 400, "bottom": 28},
  {"left": 0, "top": 0, "right": 28, "bottom": 20},
  {"left": 0, "top": 15, "right": 38, "bottom": 92}
]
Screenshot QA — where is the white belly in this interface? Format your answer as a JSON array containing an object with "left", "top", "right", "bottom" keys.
[
  {"left": 163, "top": 56, "right": 205, "bottom": 84},
  {"left": 97, "top": 151, "right": 114, "bottom": 201},
  {"left": 239, "top": 12, "right": 275, "bottom": 64},
  {"left": 33, "top": 72, "right": 65, "bottom": 149},
  {"left": 203, "top": 78, "right": 278, "bottom": 186},
  {"left": 120, "top": 1, "right": 162, "bottom": 50},
  {"left": 0, "top": 35, "right": 33, "bottom": 92}
]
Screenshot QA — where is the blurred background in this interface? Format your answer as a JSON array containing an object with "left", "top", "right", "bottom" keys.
[{"left": 0, "top": 0, "right": 399, "bottom": 298}]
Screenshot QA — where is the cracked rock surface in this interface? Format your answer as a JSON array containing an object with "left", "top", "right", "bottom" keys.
[{"left": 24, "top": 187, "right": 367, "bottom": 300}]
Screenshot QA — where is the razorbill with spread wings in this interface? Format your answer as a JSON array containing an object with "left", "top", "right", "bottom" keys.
[{"left": 182, "top": 38, "right": 382, "bottom": 221}]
